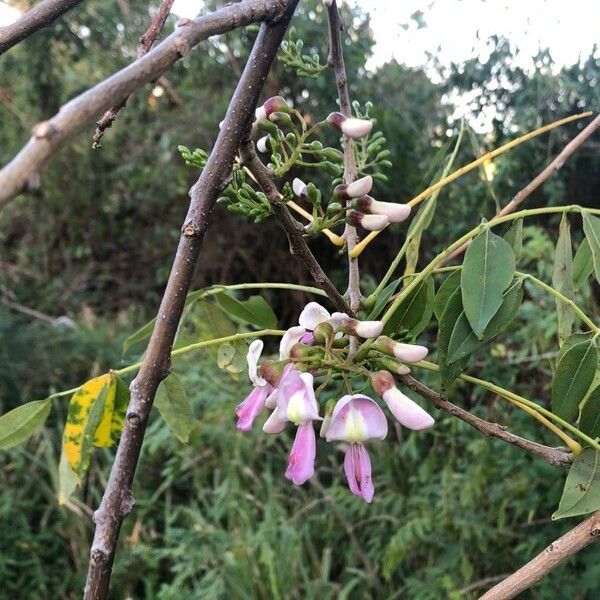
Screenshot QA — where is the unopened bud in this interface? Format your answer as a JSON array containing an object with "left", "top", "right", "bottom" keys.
[
  {"left": 334, "top": 175, "right": 373, "bottom": 200},
  {"left": 355, "top": 196, "right": 411, "bottom": 223},
  {"left": 256, "top": 96, "right": 291, "bottom": 122},
  {"left": 347, "top": 210, "right": 389, "bottom": 231},
  {"left": 259, "top": 360, "right": 287, "bottom": 387},
  {"left": 339, "top": 318, "right": 383, "bottom": 339},
  {"left": 293, "top": 178, "right": 308, "bottom": 198},
  {"left": 372, "top": 336, "right": 429, "bottom": 363},
  {"left": 257, "top": 136, "right": 270, "bottom": 153},
  {"left": 313, "top": 321, "right": 334, "bottom": 344},
  {"left": 327, "top": 112, "right": 373, "bottom": 139}
]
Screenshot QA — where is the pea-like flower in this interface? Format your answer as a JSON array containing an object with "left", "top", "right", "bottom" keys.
[
  {"left": 355, "top": 195, "right": 411, "bottom": 223},
  {"left": 334, "top": 175, "right": 373, "bottom": 200},
  {"left": 346, "top": 210, "right": 389, "bottom": 231},
  {"left": 255, "top": 96, "right": 291, "bottom": 122},
  {"left": 235, "top": 340, "right": 273, "bottom": 431},
  {"left": 326, "top": 394, "right": 388, "bottom": 503}
]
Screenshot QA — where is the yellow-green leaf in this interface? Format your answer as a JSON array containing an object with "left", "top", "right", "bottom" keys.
[
  {"left": 57, "top": 447, "right": 79, "bottom": 505},
  {"left": 62, "top": 373, "right": 113, "bottom": 478},
  {"left": 0, "top": 398, "right": 52, "bottom": 449},
  {"left": 155, "top": 373, "right": 194, "bottom": 443},
  {"left": 552, "top": 215, "right": 575, "bottom": 346}
]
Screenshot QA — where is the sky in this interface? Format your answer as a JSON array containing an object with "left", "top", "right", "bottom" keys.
[{"left": 1, "top": 0, "right": 598, "bottom": 72}]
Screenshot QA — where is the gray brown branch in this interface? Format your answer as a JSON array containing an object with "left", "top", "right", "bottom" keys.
[
  {"left": 91, "top": 0, "right": 175, "bottom": 149},
  {"left": 325, "top": 1, "right": 361, "bottom": 314},
  {"left": 400, "top": 374, "right": 572, "bottom": 468},
  {"left": 448, "top": 112, "right": 600, "bottom": 261},
  {"left": 83, "top": 2, "right": 299, "bottom": 598},
  {"left": 478, "top": 510, "right": 600, "bottom": 599},
  {"left": 0, "top": 0, "right": 289, "bottom": 208},
  {"left": 0, "top": 0, "right": 84, "bottom": 55},
  {"left": 239, "top": 140, "right": 353, "bottom": 316}
]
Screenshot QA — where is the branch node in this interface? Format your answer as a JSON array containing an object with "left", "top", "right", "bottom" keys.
[
  {"left": 120, "top": 490, "right": 135, "bottom": 517},
  {"left": 126, "top": 411, "right": 141, "bottom": 427},
  {"left": 32, "top": 121, "right": 58, "bottom": 140},
  {"left": 90, "top": 548, "right": 110, "bottom": 566},
  {"left": 182, "top": 222, "right": 199, "bottom": 237},
  {"left": 176, "top": 17, "right": 194, "bottom": 28}
]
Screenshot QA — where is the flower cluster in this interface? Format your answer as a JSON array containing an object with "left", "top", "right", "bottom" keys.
[{"left": 235, "top": 302, "right": 434, "bottom": 503}]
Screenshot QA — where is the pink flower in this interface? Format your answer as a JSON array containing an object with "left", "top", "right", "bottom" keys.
[
  {"left": 235, "top": 340, "right": 273, "bottom": 431},
  {"left": 326, "top": 394, "right": 388, "bottom": 502},
  {"left": 371, "top": 370, "right": 434, "bottom": 431},
  {"left": 285, "top": 423, "right": 317, "bottom": 485},
  {"left": 297, "top": 301, "right": 382, "bottom": 339}
]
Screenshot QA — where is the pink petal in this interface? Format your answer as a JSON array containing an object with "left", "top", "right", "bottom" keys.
[
  {"left": 235, "top": 385, "right": 270, "bottom": 431},
  {"left": 393, "top": 342, "right": 429, "bottom": 363},
  {"left": 298, "top": 302, "right": 330, "bottom": 330},
  {"left": 285, "top": 423, "right": 316, "bottom": 485},
  {"left": 263, "top": 409, "right": 288, "bottom": 434},
  {"left": 344, "top": 443, "right": 374, "bottom": 503},
  {"left": 382, "top": 387, "right": 434, "bottom": 430},
  {"left": 326, "top": 395, "right": 388, "bottom": 442},
  {"left": 276, "top": 370, "right": 320, "bottom": 424}
]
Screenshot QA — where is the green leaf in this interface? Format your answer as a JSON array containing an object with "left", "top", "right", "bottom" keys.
[
  {"left": 503, "top": 218, "right": 523, "bottom": 260},
  {"left": 57, "top": 447, "right": 79, "bottom": 505},
  {"left": 461, "top": 228, "right": 516, "bottom": 339},
  {"left": 217, "top": 293, "right": 277, "bottom": 329},
  {"left": 447, "top": 280, "right": 523, "bottom": 363},
  {"left": 111, "top": 377, "right": 130, "bottom": 443},
  {"left": 406, "top": 278, "right": 435, "bottom": 339},
  {"left": 434, "top": 270, "right": 461, "bottom": 321},
  {"left": 558, "top": 332, "right": 595, "bottom": 364},
  {"left": 0, "top": 398, "right": 52, "bottom": 450},
  {"left": 155, "top": 373, "right": 194, "bottom": 443},
  {"left": 551, "top": 339, "right": 598, "bottom": 421},
  {"left": 552, "top": 215, "right": 575, "bottom": 345},
  {"left": 580, "top": 385, "right": 600, "bottom": 440},
  {"left": 553, "top": 448, "right": 600, "bottom": 519},
  {"left": 383, "top": 278, "right": 432, "bottom": 336},
  {"left": 573, "top": 238, "right": 594, "bottom": 290},
  {"left": 582, "top": 212, "right": 600, "bottom": 284},
  {"left": 217, "top": 340, "right": 248, "bottom": 376},
  {"left": 368, "top": 278, "right": 401, "bottom": 320},
  {"left": 437, "top": 287, "right": 470, "bottom": 388}
]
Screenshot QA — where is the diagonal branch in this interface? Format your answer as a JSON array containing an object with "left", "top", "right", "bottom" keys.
[
  {"left": 399, "top": 374, "right": 572, "bottom": 468},
  {"left": 239, "top": 139, "right": 353, "bottom": 315},
  {"left": 83, "top": 2, "right": 299, "bottom": 598},
  {"left": 325, "top": 0, "right": 361, "bottom": 314},
  {"left": 447, "top": 112, "right": 600, "bottom": 261},
  {"left": 478, "top": 510, "right": 600, "bottom": 599},
  {"left": 0, "top": 0, "right": 85, "bottom": 55},
  {"left": 92, "top": 0, "right": 175, "bottom": 149},
  {"left": 0, "top": 0, "right": 289, "bottom": 208}
]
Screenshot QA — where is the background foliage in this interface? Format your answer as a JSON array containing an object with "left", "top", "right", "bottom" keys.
[{"left": 1, "top": 0, "right": 599, "bottom": 597}]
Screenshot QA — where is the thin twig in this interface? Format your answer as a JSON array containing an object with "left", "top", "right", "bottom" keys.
[
  {"left": 239, "top": 139, "right": 353, "bottom": 316},
  {"left": 0, "top": 0, "right": 84, "bottom": 55},
  {"left": 325, "top": 1, "right": 361, "bottom": 314},
  {"left": 0, "top": 0, "right": 289, "bottom": 208},
  {"left": 448, "top": 112, "right": 600, "bottom": 261},
  {"left": 92, "top": 0, "right": 175, "bottom": 148},
  {"left": 399, "top": 374, "right": 572, "bottom": 468},
  {"left": 478, "top": 510, "right": 600, "bottom": 599},
  {"left": 83, "top": 3, "right": 299, "bottom": 598}
]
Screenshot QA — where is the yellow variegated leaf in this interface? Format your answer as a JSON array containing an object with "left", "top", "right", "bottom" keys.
[
  {"left": 93, "top": 374, "right": 117, "bottom": 447},
  {"left": 62, "top": 373, "right": 113, "bottom": 478}
]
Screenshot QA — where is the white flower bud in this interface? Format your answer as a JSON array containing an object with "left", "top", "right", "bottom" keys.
[
  {"left": 382, "top": 387, "right": 435, "bottom": 431},
  {"left": 356, "top": 196, "right": 411, "bottom": 223},
  {"left": 341, "top": 117, "right": 373, "bottom": 139},
  {"left": 347, "top": 210, "right": 389, "bottom": 231},
  {"left": 345, "top": 175, "right": 373, "bottom": 198},
  {"left": 255, "top": 106, "right": 267, "bottom": 122},
  {"left": 354, "top": 320, "right": 384, "bottom": 338},
  {"left": 392, "top": 343, "right": 429, "bottom": 363},
  {"left": 293, "top": 177, "right": 308, "bottom": 198},
  {"left": 257, "top": 136, "right": 269, "bottom": 153}
]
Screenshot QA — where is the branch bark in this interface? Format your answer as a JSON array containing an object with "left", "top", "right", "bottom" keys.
[
  {"left": 478, "top": 510, "right": 600, "bottom": 599},
  {"left": 239, "top": 140, "right": 353, "bottom": 316},
  {"left": 83, "top": 2, "right": 299, "bottom": 598},
  {"left": 447, "top": 112, "right": 600, "bottom": 261},
  {"left": 91, "top": 0, "right": 175, "bottom": 149},
  {"left": 0, "top": 0, "right": 289, "bottom": 208},
  {"left": 0, "top": 0, "right": 84, "bottom": 55},
  {"left": 325, "top": 1, "right": 361, "bottom": 314},
  {"left": 400, "top": 374, "right": 572, "bottom": 468}
]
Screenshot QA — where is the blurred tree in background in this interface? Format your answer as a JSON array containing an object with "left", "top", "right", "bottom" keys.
[{"left": 1, "top": 1, "right": 599, "bottom": 597}]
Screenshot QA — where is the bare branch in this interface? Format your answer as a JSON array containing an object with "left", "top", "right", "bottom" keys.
[
  {"left": 0, "top": 0, "right": 289, "bottom": 208},
  {"left": 0, "top": 0, "right": 84, "bottom": 55},
  {"left": 478, "top": 510, "right": 600, "bottom": 599},
  {"left": 448, "top": 112, "right": 600, "bottom": 261},
  {"left": 239, "top": 140, "right": 353, "bottom": 316},
  {"left": 92, "top": 0, "right": 175, "bottom": 149},
  {"left": 83, "top": 2, "right": 299, "bottom": 598},
  {"left": 325, "top": 1, "right": 361, "bottom": 314},
  {"left": 400, "top": 374, "right": 573, "bottom": 468}
]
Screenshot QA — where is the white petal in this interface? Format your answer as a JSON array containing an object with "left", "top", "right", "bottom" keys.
[
  {"left": 354, "top": 320, "right": 384, "bottom": 339},
  {"left": 369, "top": 200, "right": 411, "bottom": 223},
  {"left": 345, "top": 175, "right": 373, "bottom": 198},
  {"left": 383, "top": 387, "right": 434, "bottom": 430},
  {"left": 393, "top": 343, "right": 429, "bottom": 363},
  {"left": 263, "top": 409, "right": 288, "bottom": 434},
  {"left": 247, "top": 339, "right": 266, "bottom": 386},
  {"left": 279, "top": 325, "right": 307, "bottom": 360},
  {"left": 255, "top": 106, "right": 267, "bottom": 121},
  {"left": 257, "top": 136, "right": 269, "bottom": 153},
  {"left": 341, "top": 118, "right": 373, "bottom": 139},
  {"left": 360, "top": 214, "right": 389, "bottom": 231},
  {"left": 298, "top": 302, "right": 330, "bottom": 330},
  {"left": 292, "top": 177, "right": 307, "bottom": 197}
]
